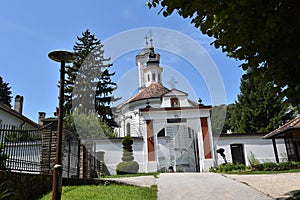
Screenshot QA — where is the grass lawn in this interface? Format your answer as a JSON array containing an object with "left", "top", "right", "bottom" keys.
[{"left": 39, "top": 184, "right": 157, "bottom": 200}]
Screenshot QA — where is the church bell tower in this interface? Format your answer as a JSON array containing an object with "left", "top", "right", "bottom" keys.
[{"left": 136, "top": 34, "right": 163, "bottom": 91}]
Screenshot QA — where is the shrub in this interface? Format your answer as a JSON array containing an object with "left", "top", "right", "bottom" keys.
[
  {"left": 211, "top": 163, "right": 246, "bottom": 173},
  {"left": 251, "top": 161, "right": 300, "bottom": 171},
  {"left": 116, "top": 161, "right": 139, "bottom": 174},
  {"left": 116, "top": 135, "right": 139, "bottom": 174},
  {"left": 0, "top": 143, "right": 8, "bottom": 170},
  {"left": 248, "top": 151, "right": 260, "bottom": 167},
  {"left": 263, "top": 162, "right": 279, "bottom": 171}
]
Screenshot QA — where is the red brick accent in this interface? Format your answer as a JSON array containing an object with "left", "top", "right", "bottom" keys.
[
  {"left": 201, "top": 117, "right": 212, "bottom": 159},
  {"left": 146, "top": 120, "right": 155, "bottom": 161}
]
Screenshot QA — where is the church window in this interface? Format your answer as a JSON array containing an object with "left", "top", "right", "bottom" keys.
[
  {"left": 126, "top": 122, "right": 131, "bottom": 136},
  {"left": 152, "top": 73, "right": 155, "bottom": 81},
  {"left": 158, "top": 74, "right": 161, "bottom": 81},
  {"left": 148, "top": 74, "right": 150, "bottom": 82},
  {"left": 170, "top": 98, "right": 180, "bottom": 107}
]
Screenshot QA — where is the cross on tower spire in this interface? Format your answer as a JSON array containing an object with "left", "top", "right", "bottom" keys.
[
  {"left": 149, "top": 30, "right": 153, "bottom": 47},
  {"left": 167, "top": 76, "right": 178, "bottom": 89},
  {"left": 144, "top": 35, "right": 149, "bottom": 47}
]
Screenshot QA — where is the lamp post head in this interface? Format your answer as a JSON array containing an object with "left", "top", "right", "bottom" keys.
[{"left": 48, "top": 50, "right": 75, "bottom": 63}]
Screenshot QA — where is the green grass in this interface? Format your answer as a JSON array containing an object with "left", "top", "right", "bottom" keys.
[
  {"left": 103, "top": 172, "right": 160, "bottom": 178},
  {"left": 224, "top": 168, "right": 300, "bottom": 175},
  {"left": 38, "top": 184, "right": 157, "bottom": 200}
]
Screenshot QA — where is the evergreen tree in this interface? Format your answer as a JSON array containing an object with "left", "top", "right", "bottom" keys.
[
  {"left": 0, "top": 76, "right": 12, "bottom": 107},
  {"left": 95, "top": 69, "right": 117, "bottom": 127},
  {"left": 221, "top": 103, "right": 235, "bottom": 133},
  {"left": 230, "top": 69, "right": 294, "bottom": 133},
  {"left": 210, "top": 104, "right": 226, "bottom": 135},
  {"left": 64, "top": 29, "right": 117, "bottom": 128}
]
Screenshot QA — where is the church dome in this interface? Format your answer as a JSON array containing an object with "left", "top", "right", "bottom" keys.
[
  {"left": 138, "top": 47, "right": 151, "bottom": 56},
  {"left": 138, "top": 47, "right": 158, "bottom": 56}
]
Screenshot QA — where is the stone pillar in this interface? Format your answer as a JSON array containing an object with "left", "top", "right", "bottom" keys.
[{"left": 40, "top": 119, "right": 58, "bottom": 175}]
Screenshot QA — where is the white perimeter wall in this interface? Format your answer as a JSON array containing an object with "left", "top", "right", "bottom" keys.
[
  {"left": 94, "top": 138, "right": 146, "bottom": 175},
  {"left": 214, "top": 136, "right": 287, "bottom": 166}
]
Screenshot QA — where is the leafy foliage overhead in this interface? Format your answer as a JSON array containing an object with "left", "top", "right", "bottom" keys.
[{"left": 148, "top": 0, "right": 300, "bottom": 107}]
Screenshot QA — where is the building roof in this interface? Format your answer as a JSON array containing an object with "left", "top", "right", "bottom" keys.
[
  {"left": 137, "top": 47, "right": 158, "bottom": 56},
  {"left": 220, "top": 132, "right": 268, "bottom": 138},
  {"left": 117, "top": 82, "right": 170, "bottom": 109},
  {"left": 0, "top": 103, "right": 39, "bottom": 128},
  {"left": 131, "top": 82, "right": 170, "bottom": 102},
  {"left": 263, "top": 116, "right": 300, "bottom": 139}
]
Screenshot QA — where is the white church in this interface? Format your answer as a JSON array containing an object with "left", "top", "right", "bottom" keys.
[
  {"left": 108, "top": 38, "right": 215, "bottom": 173},
  {"left": 94, "top": 37, "right": 286, "bottom": 175}
]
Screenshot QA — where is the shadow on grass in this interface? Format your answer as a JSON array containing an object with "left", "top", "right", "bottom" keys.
[{"left": 285, "top": 190, "right": 300, "bottom": 200}]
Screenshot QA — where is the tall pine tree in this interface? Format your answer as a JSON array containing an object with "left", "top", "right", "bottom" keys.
[
  {"left": 0, "top": 76, "right": 12, "bottom": 107},
  {"left": 64, "top": 29, "right": 117, "bottom": 128},
  {"left": 230, "top": 69, "right": 294, "bottom": 133}
]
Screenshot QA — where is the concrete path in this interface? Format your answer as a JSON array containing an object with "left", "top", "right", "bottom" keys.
[
  {"left": 225, "top": 173, "right": 300, "bottom": 199},
  {"left": 157, "top": 173, "right": 273, "bottom": 200},
  {"left": 102, "top": 173, "right": 300, "bottom": 199}
]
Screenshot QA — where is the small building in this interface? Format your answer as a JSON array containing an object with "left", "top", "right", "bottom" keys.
[
  {"left": 215, "top": 133, "right": 287, "bottom": 166},
  {"left": 263, "top": 116, "right": 300, "bottom": 162},
  {"left": 0, "top": 95, "right": 39, "bottom": 129}
]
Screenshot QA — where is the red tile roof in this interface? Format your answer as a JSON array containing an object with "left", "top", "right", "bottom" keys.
[
  {"left": 130, "top": 82, "right": 170, "bottom": 102},
  {"left": 117, "top": 82, "right": 170, "bottom": 109},
  {"left": 263, "top": 116, "right": 300, "bottom": 139},
  {"left": 0, "top": 103, "right": 39, "bottom": 128}
]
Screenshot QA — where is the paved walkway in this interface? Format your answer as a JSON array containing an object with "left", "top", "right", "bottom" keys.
[
  {"left": 225, "top": 173, "right": 300, "bottom": 199},
  {"left": 102, "top": 173, "right": 300, "bottom": 199},
  {"left": 157, "top": 173, "right": 272, "bottom": 200}
]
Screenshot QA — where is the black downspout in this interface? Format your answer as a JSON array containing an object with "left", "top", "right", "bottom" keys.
[{"left": 272, "top": 138, "right": 279, "bottom": 163}]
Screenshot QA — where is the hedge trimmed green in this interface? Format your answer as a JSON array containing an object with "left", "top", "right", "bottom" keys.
[
  {"left": 116, "top": 161, "right": 139, "bottom": 175},
  {"left": 210, "top": 163, "right": 246, "bottom": 173},
  {"left": 116, "top": 136, "right": 139, "bottom": 174},
  {"left": 252, "top": 162, "right": 300, "bottom": 171}
]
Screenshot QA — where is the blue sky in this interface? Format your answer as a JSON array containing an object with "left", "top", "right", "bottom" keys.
[{"left": 0, "top": 0, "right": 244, "bottom": 122}]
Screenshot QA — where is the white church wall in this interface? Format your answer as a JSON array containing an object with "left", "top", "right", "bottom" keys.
[
  {"left": 95, "top": 138, "right": 146, "bottom": 175},
  {"left": 214, "top": 136, "right": 287, "bottom": 166},
  {"left": 161, "top": 96, "right": 190, "bottom": 108}
]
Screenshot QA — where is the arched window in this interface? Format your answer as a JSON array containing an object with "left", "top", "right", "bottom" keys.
[
  {"left": 170, "top": 98, "right": 180, "bottom": 107},
  {"left": 148, "top": 74, "right": 150, "bottom": 81},
  {"left": 152, "top": 73, "right": 155, "bottom": 81},
  {"left": 158, "top": 74, "right": 161, "bottom": 81},
  {"left": 126, "top": 122, "right": 131, "bottom": 136}
]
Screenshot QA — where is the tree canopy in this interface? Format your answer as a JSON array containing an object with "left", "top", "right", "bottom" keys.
[
  {"left": 148, "top": 0, "right": 300, "bottom": 107},
  {"left": 64, "top": 30, "right": 117, "bottom": 128},
  {"left": 219, "top": 69, "right": 295, "bottom": 133},
  {"left": 0, "top": 76, "right": 12, "bottom": 107}
]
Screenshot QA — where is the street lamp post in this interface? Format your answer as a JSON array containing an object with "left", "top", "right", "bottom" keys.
[{"left": 48, "top": 50, "right": 75, "bottom": 200}]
